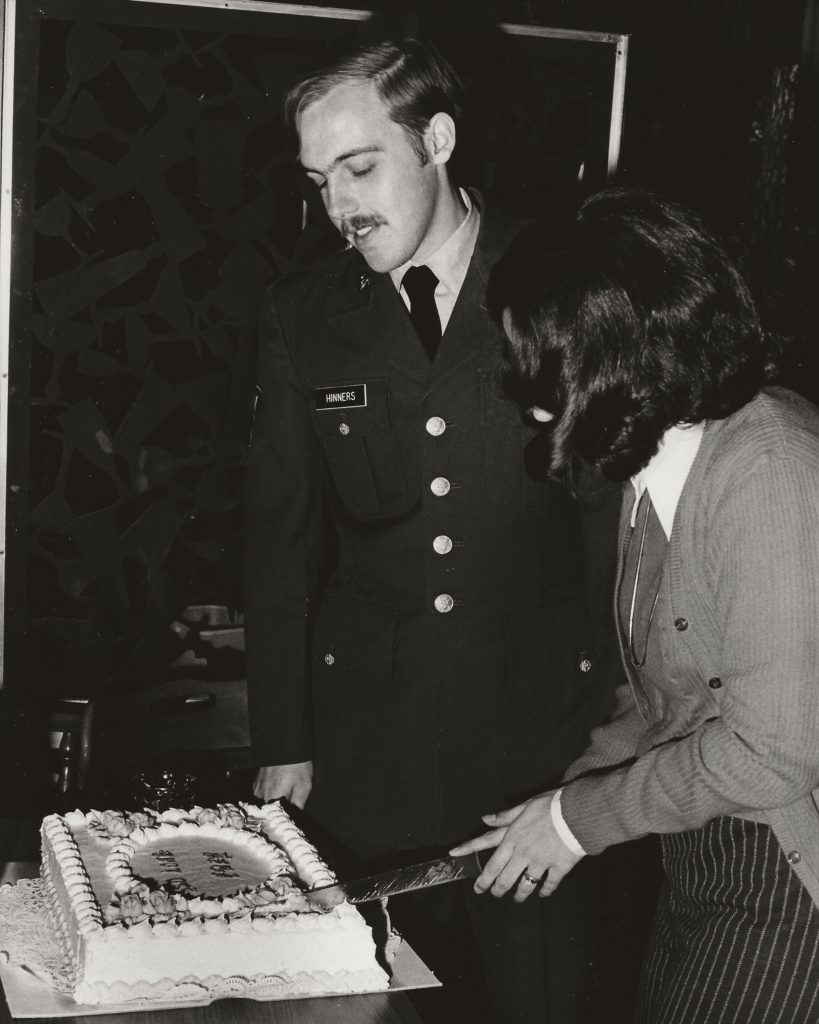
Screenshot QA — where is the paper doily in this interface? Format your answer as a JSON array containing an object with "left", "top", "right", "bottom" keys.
[{"left": 0, "top": 879, "right": 75, "bottom": 993}]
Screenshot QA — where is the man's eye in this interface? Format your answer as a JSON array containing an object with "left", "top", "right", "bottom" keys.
[{"left": 350, "top": 164, "right": 374, "bottom": 178}]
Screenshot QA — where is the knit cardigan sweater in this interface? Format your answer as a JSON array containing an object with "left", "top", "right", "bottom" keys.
[{"left": 562, "top": 387, "right": 819, "bottom": 907}]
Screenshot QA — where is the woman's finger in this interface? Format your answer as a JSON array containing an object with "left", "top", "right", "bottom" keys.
[
  {"left": 473, "top": 842, "right": 516, "bottom": 894},
  {"left": 489, "top": 854, "right": 530, "bottom": 898},
  {"left": 481, "top": 803, "right": 527, "bottom": 828},
  {"left": 513, "top": 867, "right": 545, "bottom": 903},
  {"left": 449, "top": 826, "right": 507, "bottom": 858},
  {"left": 537, "top": 864, "right": 569, "bottom": 898}
]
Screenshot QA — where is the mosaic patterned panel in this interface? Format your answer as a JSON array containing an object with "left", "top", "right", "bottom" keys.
[{"left": 13, "top": 3, "right": 357, "bottom": 692}]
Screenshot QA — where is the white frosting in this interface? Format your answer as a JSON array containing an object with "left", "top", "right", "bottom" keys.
[
  {"left": 41, "top": 802, "right": 389, "bottom": 1005},
  {"left": 249, "top": 802, "right": 336, "bottom": 888}
]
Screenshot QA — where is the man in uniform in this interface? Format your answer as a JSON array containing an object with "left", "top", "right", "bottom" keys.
[{"left": 245, "top": 36, "right": 623, "bottom": 1023}]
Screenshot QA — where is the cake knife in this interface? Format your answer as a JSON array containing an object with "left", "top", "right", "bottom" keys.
[{"left": 303, "top": 851, "right": 486, "bottom": 909}]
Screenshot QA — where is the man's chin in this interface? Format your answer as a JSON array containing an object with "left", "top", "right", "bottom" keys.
[
  {"left": 361, "top": 254, "right": 399, "bottom": 273},
  {"left": 343, "top": 227, "right": 404, "bottom": 274},
  {"left": 354, "top": 247, "right": 403, "bottom": 274}
]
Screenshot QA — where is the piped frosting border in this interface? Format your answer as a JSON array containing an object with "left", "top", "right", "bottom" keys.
[{"left": 43, "top": 802, "right": 340, "bottom": 934}]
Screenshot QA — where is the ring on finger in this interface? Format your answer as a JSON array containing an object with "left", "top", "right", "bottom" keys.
[{"left": 520, "top": 871, "right": 540, "bottom": 887}]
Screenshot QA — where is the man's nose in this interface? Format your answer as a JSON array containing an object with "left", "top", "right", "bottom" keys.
[{"left": 324, "top": 179, "right": 356, "bottom": 222}]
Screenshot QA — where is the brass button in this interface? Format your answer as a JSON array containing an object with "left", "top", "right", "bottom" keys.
[
  {"left": 579, "top": 653, "right": 593, "bottom": 673},
  {"left": 434, "top": 594, "right": 454, "bottom": 614},
  {"left": 430, "top": 477, "right": 451, "bottom": 497},
  {"left": 426, "top": 416, "right": 446, "bottom": 437},
  {"left": 787, "top": 850, "right": 801, "bottom": 865},
  {"left": 708, "top": 677, "right": 722, "bottom": 689},
  {"left": 674, "top": 617, "right": 689, "bottom": 631},
  {"left": 324, "top": 653, "right": 335, "bottom": 666},
  {"left": 433, "top": 535, "right": 453, "bottom": 555},
  {"left": 338, "top": 422, "right": 350, "bottom": 436}
]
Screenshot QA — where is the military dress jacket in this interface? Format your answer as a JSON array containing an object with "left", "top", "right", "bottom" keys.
[{"left": 244, "top": 201, "right": 622, "bottom": 851}]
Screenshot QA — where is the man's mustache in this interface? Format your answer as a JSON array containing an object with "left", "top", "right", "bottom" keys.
[{"left": 340, "top": 215, "right": 384, "bottom": 237}]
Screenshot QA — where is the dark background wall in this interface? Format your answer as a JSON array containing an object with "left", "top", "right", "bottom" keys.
[
  {"left": 401, "top": 0, "right": 817, "bottom": 391},
  {"left": 6, "top": 2, "right": 309, "bottom": 696}
]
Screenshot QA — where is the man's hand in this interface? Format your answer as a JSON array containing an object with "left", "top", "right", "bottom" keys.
[
  {"left": 253, "top": 761, "right": 313, "bottom": 809},
  {"left": 450, "top": 790, "right": 583, "bottom": 902}
]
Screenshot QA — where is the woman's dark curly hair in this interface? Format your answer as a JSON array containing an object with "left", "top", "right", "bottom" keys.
[{"left": 489, "top": 187, "right": 778, "bottom": 481}]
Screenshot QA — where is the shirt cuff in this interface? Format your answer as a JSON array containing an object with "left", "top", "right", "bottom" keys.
[{"left": 550, "top": 788, "right": 587, "bottom": 857}]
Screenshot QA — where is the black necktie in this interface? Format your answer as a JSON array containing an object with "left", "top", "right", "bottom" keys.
[{"left": 402, "top": 265, "right": 441, "bottom": 361}]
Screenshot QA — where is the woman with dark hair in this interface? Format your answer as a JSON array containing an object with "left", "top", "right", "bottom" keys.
[{"left": 452, "top": 188, "right": 819, "bottom": 1023}]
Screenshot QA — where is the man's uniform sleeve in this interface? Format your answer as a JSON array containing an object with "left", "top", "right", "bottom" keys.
[{"left": 244, "top": 287, "right": 322, "bottom": 766}]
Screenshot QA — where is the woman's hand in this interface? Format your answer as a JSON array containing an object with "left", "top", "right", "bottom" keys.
[{"left": 450, "top": 790, "right": 583, "bottom": 902}]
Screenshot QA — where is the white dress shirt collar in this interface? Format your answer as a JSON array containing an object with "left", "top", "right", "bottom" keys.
[
  {"left": 630, "top": 423, "right": 704, "bottom": 539},
  {"left": 389, "top": 188, "right": 480, "bottom": 331}
]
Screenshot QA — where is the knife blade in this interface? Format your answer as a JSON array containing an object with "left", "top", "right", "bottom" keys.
[{"left": 303, "top": 851, "right": 485, "bottom": 910}]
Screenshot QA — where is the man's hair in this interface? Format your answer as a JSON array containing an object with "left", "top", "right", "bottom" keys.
[
  {"left": 489, "top": 187, "right": 778, "bottom": 481},
  {"left": 284, "top": 37, "right": 464, "bottom": 163}
]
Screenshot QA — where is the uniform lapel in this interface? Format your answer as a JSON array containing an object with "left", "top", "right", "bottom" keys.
[
  {"left": 426, "top": 196, "right": 519, "bottom": 389},
  {"left": 329, "top": 264, "right": 431, "bottom": 383},
  {"left": 426, "top": 260, "right": 496, "bottom": 387}
]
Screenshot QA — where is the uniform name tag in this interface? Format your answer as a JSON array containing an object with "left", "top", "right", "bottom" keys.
[{"left": 315, "top": 384, "right": 367, "bottom": 410}]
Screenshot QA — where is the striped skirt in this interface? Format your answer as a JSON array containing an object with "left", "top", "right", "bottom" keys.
[{"left": 634, "top": 816, "right": 819, "bottom": 1024}]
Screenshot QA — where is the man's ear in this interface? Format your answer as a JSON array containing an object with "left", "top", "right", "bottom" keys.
[{"left": 426, "top": 112, "right": 456, "bottom": 166}]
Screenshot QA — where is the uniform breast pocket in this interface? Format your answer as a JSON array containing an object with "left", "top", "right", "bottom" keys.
[{"left": 310, "top": 378, "right": 414, "bottom": 521}]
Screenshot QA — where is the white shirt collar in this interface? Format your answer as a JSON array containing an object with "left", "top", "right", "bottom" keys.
[
  {"left": 389, "top": 188, "right": 478, "bottom": 300},
  {"left": 630, "top": 423, "right": 704, "bottom": 539}
]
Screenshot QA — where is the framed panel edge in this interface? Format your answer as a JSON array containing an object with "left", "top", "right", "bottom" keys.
[
  {"left": 126, "top": 0, "right": 371, "bottom": 19},
  {"left": 500, "top": 21, "right": 630, "bottom": 179},
  {"left": 0, "top": 0, "right": 16, "bottom": 685},
  {"left": 608, "top": 33, "right": 629, "bottom": 178}
]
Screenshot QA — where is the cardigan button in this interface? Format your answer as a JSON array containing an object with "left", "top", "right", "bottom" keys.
[
  {"left": 674, "top": 617, "right": 689, "bottom": 631},
  {"left": 787, "top": 850, "right": 801, "bottom": 865},
  {"left": 708, "top": 677, "right": 722, "bottom": 689}
]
